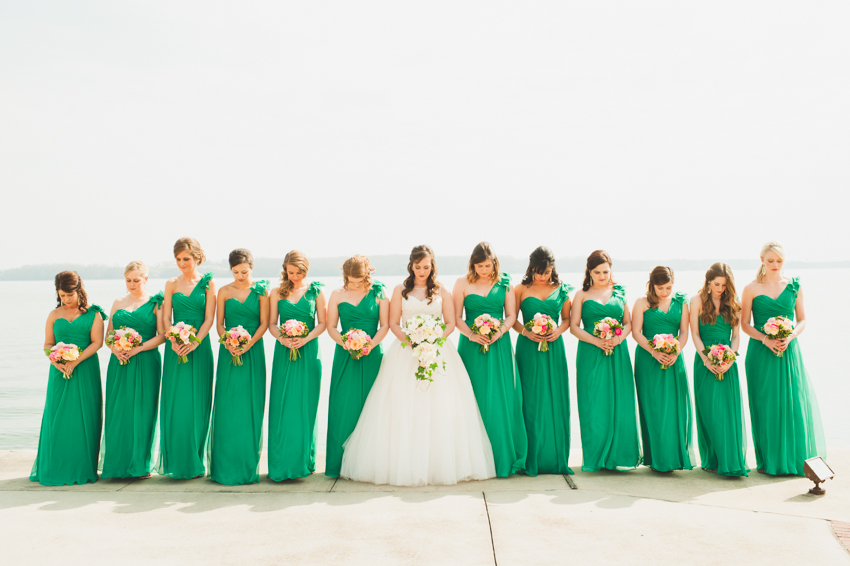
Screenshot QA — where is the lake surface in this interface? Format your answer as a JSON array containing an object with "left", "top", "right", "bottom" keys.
[{"left": 1, "top": 269, "right": 846, "bottom": 451}]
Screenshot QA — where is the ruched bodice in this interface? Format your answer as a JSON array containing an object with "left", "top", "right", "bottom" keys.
[
  {"left": 339, "top": 281, "right": 385, "bottom": 337},
  {"left": 54, "top": 305, "right": 107, "bottom": 349},
  {"left": 698, "top": 316, "right": 733, "bottom": 347},
  {"left": 173, "top": 273, "right": 213, "bottom": 328},
  {"left": 751, "top": 278, "right": 798, "bottom": 329},
  {"left": 401, "top": 292, "right": 443, "bottom": 324},
  {"left": 464, "top": 273, "right": 511, "bottom": 323},
  {"left": 580, "top": 284, "right": 626, "bottom": 329},
  {"left": 642, "top": 292, "right": 687, "bottom": 337},
  {"left": 519, "top": 283, "right": 572, "bottom": 324},
  {"left": 113, "top": 292, "right": 163, "bottom": 341},
  {"left": 277, "top": 281, "right": 324, "bottom": 330},
  {"left": 225, "top": 280, "right": 268, "bottom": 335}
]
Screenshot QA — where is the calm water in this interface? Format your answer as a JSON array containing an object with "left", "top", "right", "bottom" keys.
[{"left": 1, "top": 269, "right": 846, "bottom": 450}]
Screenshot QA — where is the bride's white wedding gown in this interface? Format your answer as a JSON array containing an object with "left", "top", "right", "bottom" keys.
[{"left": 340, "top": 292, "right": 496, "bottom": 486}]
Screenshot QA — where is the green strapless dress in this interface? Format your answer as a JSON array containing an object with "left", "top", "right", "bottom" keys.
[
  {"left": 100, "top": 293, "right": 163, "bottom": 478},
  {"left": 633, "top": 292, "right": 695, "bottom": 472},
  {"left": 31, "top": 305, "right": 107, "bottom": 486},
  {"left": 745, "top": 278, "right": 825, "bottom": 476},
  {"left": 268, "top": 281, "right": 324, "bottom": 481},
  {"left": 576, "top": 285, "right": 642, "bottom": 471},
  {"left": 325, "top": 281, "right": 386, "bottom": 478},
  {"left": 209, "top": 280, "right": 268, "bottom": 485},
  {"left": 516, "top": 283, "right": 573, "bottom": 475},
  {"left": 459, "top": 273, "right": 527, "bottom": 477},
  {"left": 694, "top": 316, "right": 748, "bottom": 476},
  {"left": 155, "top": 272, "right": 215, "bottom": 479}
]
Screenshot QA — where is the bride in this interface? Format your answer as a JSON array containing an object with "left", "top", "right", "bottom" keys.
[{"left": 340, "top": 245, "right": 496, "bottom": 486}]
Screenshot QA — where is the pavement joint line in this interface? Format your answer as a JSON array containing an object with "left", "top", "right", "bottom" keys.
[
  {"left": 482, "top": 491, "right": 498, "bottom": 566},
  {"left": 564, "top": 474, "right": 577, "bottom": 490},
  {"left": 329, "top": 478, "right": 338, "bottom": 493}
]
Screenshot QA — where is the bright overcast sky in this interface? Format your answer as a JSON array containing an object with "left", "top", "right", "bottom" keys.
[{"left": 1, "top": 1, "right": 847, "bottom": 269}]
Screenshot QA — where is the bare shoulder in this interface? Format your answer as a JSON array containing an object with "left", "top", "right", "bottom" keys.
[
  {"left": 165, "top": 277, "right": 179, "bottom": 289},
  {"left": 689, "top": 295, "right": 702, "bottom": 309},
  {"left": 392, "top": 284, "right": 405, "bottom": 297},
  {"left": 633, "top": 296, "right": 648, "bottom": 310}
]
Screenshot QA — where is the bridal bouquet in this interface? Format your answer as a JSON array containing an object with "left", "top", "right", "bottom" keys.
[
  {"left": 524, "top": 313, "right": 556, "bottom": 352},
  {"left": 400, "top": 315, "right": 447, "bottom": 382},
  {"left": 593, "top": 317, "right": 624, "bottom": 356},
  {"left": 280, "top": 319, "right": 310, "bottom": 361},
  {"left": 105, "top": 326, "right": 143, "bottom": 365},
  {"left": 166, "top": 322, "right": 201, "bottom": 364},
  {"left": 649, "top": 333, "right": 679, "bottom": 369},
  {"left": 219, "top": 325, "right": 252, "bottom": 366},
  {"left": 703, "top": 344, "right": 737, "bottom": 381},
  {"left": 341, "top": 328, "right": 372, "bottom": 359},
  {"left": 470, "top": 313, "right": 502, "bottom": 353},
  {"left": 45, "top": 342, "right": 81, "bottom": 378},
  {"left": 761, "top": 315, "right": 794, "bottom": 357}
]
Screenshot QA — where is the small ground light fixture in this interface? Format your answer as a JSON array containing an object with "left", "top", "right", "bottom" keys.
[{"left": 803, "top": 457, "right": 834, "bottom": 495}]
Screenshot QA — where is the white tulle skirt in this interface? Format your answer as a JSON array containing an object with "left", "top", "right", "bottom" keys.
[{"left": 340, "top": 338, "right": 496, "bottom": 486}]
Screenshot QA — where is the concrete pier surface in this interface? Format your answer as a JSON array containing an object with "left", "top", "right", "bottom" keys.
[{"left": 1, "top": 448, "right": 848, "bottom": 565}]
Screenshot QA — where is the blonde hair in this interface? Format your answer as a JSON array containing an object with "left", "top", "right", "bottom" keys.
[
  {"left": 756, "top": 241, "right": 786, "bottom": 283},
  {"left": 699, "top": 262, "right": 741, "bottom": 327},
  {"left": 466, "top": 242, "right": 500, "bottom": 284},
  {"left": 124, "top": 260, "right": 149, "bottom": 276},
  {"left": 279, "top": 250, "right": 309, "bottom": 299},
  {"left": 173, "top": 237, "right": 206, "bottom": 265},
  {"left": 342, "top": 255, "right": 374, "bottom": 290}
]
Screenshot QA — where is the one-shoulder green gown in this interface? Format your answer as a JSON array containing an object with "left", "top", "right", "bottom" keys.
[
  {"left": 694, "top": 315, "right": 748, "bottom": 476},
  {"left": 459, "top": 273, "right": 527, "bottom": 477},
  {"left": 325, "top": 281, "right": 386, "bottom": 478},
  {"left": 100, "top": 293, "right": 163, "bottom": 478},
  {"left": 268, "top": 281, "right": 324, "bottom": 481},
  {"left": 31, "top": 305, "right": 107, "bottom": 486},
  {"left": 576, "top": 285, "right": 642, "bottom": 472},
  {"left": 633, "top": 292, "right": 694, "bottom": 472},
  {"left": 516, "top": 283, "right": 572, "bottom": 475},
  {"left": 209, "top": 280, "right": 268, "bottom": 485},
  {"left": 745, "top": 278, "right": 825, "bottom": 476},
  {"left": 155, "top": 272, "right": 215, "bottom": 479}
]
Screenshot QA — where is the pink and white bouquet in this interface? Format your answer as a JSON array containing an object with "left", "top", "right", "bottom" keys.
[
  {"left": 280, "top": 319, "right": 310, "bottom": 361},
  {"left": 166, "top": 322, "right": 201, "bottom": 364},
  {"left": 703, "top": 344, "right": 737, "bottom": 381},
  {"left": 761, "top": 315, "right": 794, "bottom": 357},
  {"left": 524, "top": 313, "right": 556, "bottom": 352},
  {"left": 470, "top": 313, "right": 503, "bottom": 353},
  {"left": 44, "top": 342, "right": 81, "bottom": 378},
  {"left": 593, "top": 317, "right": 624, "bottom": 356},
  {"left": 400, "top": 314, "right": 447, "bottom": 382},
  {"left": 649, "top": 333, "right": 680, "bottom": 369},
  {"left": 341, "top": 328, "right": 372, "bottom": 360},
  {"left": 219, "top": 325, "right": 252, "bottom": 366},
  {"left": 105, "top": 326, "right": 143, "bottom": 365}
]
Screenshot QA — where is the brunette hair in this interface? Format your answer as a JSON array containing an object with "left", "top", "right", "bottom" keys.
[
  {"left": 279, "top": 250, "right": 309, "bottom": 299},
  {"left": 756, "top": 241, "right": 786, "bottom": 283},
  {"left": 173, "top": 237, "right": 206, "bottom": 265},
  {"left": 646, "top": 266, "right": 674, "bottom": 309},
  {"left": 521, "top": 246, "right": 560, "bottom": 287},
  {"left": 55, "top": 270, "right": 88, "bottom": 312},
  {"left": 467, "top": 242, "right": 500, "bottom": 284},
  {"left": 342, "top": 255, "right": 375, "bottom": 290},
  {"left": 402, "top": 245, "right": 439, "bottom": 303},
  {"left": 699, "top": 262, "right": 741, "bottom": 326},
  {"left": 124, "top": 260, "right": 149, "bottom": 276},
  {"left": 229, "top": 248, "right": 254, "bottom": 269},
  {"left": 582, "top": 250, "right": 615, "bottom": 291}
]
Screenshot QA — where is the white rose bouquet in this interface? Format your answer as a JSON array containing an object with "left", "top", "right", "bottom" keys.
[{"left": 400, "top": 314, "right": 447, "bottom": 382}]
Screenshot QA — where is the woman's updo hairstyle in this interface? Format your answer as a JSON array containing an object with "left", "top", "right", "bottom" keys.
[
  {"left": 402, "top": 245, "right": 439, "bottom": 303},
  {"left": 646, "top": 266, "right": 674, "bottom": 309},
  {"left": 173, "top": 237, "right": 206, "bottom": 266},
  {"left": 756, "top": 241, "right": 786, "bottom": 283},
  {"left": 582, "top": 250, "right": 615, "bottom": 291},
  {"left": 229, "top": 248, "right": 254, "bottom": 269},
  {"left": 124, "top": 261, "right": 149, "bottom": 276},
  {"left": 341, "top": 255, "right": 375, "bottom": 290},
  {"left": 521, "top": 246, "right": 560, "bottom": 287},
  {"left": 279, "top": 250, "right": 309, "bottom": 299},
  {"left": 699, "top": 262, "right": 741, "bottom": 326},
  {"left": 55, "top": 270, "right": 88, "bottom": 312},
  {"left": 467, "top": 242, "right": 500, "bottom": 284}
]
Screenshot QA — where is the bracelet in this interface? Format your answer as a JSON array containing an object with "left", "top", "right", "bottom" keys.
[{"left": 521, "top": 328, "right": 526, "bottom": 338}]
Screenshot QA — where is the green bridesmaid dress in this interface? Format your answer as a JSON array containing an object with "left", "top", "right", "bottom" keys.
[
  {"left": 155, "top": 272, "right": 215, "bottom": 479},
  {"left": 576, "top": 285, "right": 642, "bottom": 472},
  {"left": 268, "top": 281, "right": 324, "bottom": 481},
  {"left": 516, "top": 282, "right": 572, "bottom": 475},
  {"left": 459, "top": 273, "right": 527, "bottom": 477},
  {"left": 209, "top": 280, "right": 268, "bottom": 485},
  {"left": 31, "top": 305, "right": 107, "bottom": 486},
  {"left": 100, "top": 292, "right": 163, "bottom": 478},
  {"left": 633, "top": 292, "right": 695, "bottom": 472},
  {"left": 325, "top": 281, "right": 386, "bottom": 478},
  {"left": 745, "top": 277, "right": 825, "bottom": 476},
  {"left": 693, "top": 315, "right": 748, "bottom": 476}
]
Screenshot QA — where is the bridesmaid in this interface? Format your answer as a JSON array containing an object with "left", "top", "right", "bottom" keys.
[
  {"left": 456, "top": 242, "right": 527, "bottom": 477},
  {"left": 631, "top": 266, "right": 694, "bottom": 472},
  {"left": 741, "top": 242, "right": 825, "bottom": 476},
  {"left": 31, "top": 271, "right": 106, "bottom": 486},
  {"left": 209, "top": 249, "right": 269, "bottom": 485},
  {"left": 512, "top": 246, "right": 572, "bottom": 476},
  {"left": 689, "top": 263, "right": 748, "bottom": 476},
  {"left": 156, "top": 237, "right": 216, "bottom": 479},
  {"left": 325, "top": 255, "right": 389, "bottom": 478},
  {"left": 268, "top": 251, "right": 327, "bottom": 481},
  {"left": 570, "top": 250, "right": 642, "bottom": 472},
  {"left": 101, "top": 261, "right": 165, "bottom": 479}
]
